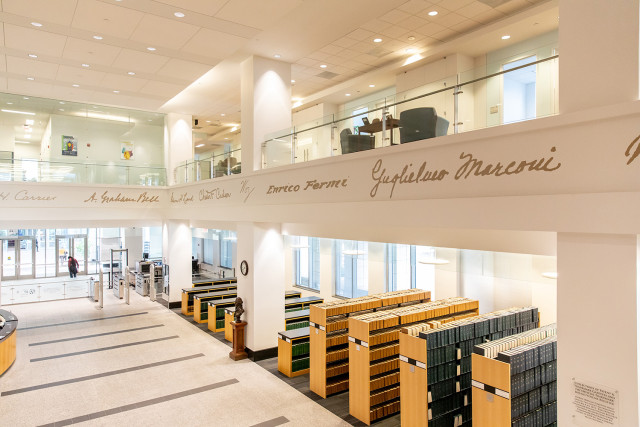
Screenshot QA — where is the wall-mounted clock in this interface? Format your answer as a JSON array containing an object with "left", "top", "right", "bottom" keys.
[{"left": 240, "top": 260, "right": 249, "bottom": 276}]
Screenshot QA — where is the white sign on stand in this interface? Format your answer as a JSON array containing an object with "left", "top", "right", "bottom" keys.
[{"left": 571, "top": 378, "right": 619, "bottom": 426}]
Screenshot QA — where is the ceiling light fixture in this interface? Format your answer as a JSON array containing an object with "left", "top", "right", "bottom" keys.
[
  {"left": 274, "top": 54, "right": 281, "bottom": 58},
  {"left": 1, "top": 109, "right": 35, "bottom": 116},
  {"left": 72, "top": 84, "right": 79, "bottom": 87},
  {"left": 174, "top": 12, "right": 185, "bottom": 18},
  {"left": 502, "top": 35, "right": 511, "bottom": 40},
  {"left": 59, "top": 101, "right": 65, "bottom": 104},
  {"left": 59, "top": 108, "right": 64, "bottom": 111},
  {"left": 320, "top": 64, "right": 327, "bottom": 68},
  {"left": 407, "top": 36, "right": 416, "bottom": 41},
  {"left": 373, "top": 38, "right": 382, "bottom": 43},
  {"left": 82, "top": 63, "right": 90, "bottom": 68},
  {"left": 15, "top": 140, "right": 30, "bottom": 144},
  {"left": 195, "top": 143, "right": 205, "bottom": 148},
  {"left": 93, "top": 35, "right": 103, "bottom": 40},
  {"left": 28, "top": 54, "right": 37, "bottom": 58},
  {"left": 369, "top": 84, "right": 375, "bottom": 88},
  {"left": 220, "top": 113, "right": 225, "bottom": 116},
  {"left": 224, "top": 137, "right": 229, "bottom": 140},
  {"left": 23, "top": 97, "right": 29, "bottom": 100},
  {"left": 291, "top": 79, "right": 295, "bottom": 83},
  {"left": 345, "top": 93, "right": 351, "bottom": 96},
  {"left": 406, "top": 48, "right": 416, "bottom": 54},
  {"left": 428, "top": 11, "right": 438, "bottom": 16},
  {"left": 27, "top": 77, "right": 34, "bottom": 81},
  {"left": 403, "top": 53, "right": 423, "bottom": 66},
  {"left": 31, "top": 22, "right": 42, "bottom": 27},
  {"left": 127, "top": 71, "right": 136, "bottom": 75},
  {"left": 113, "top": 90, "right": 120, "bottom": 93},
  {"left": 206, "top": 120, "right": 211, "bottom": 123},
  {"left": 147, "top": 47, "right": 156, "bottom": 51},
  {"left": 231, "top": 126, "right": 238, "bottom": 132},
  {"left": 6, "top": 102, "right": 12, "bottom": 105}
]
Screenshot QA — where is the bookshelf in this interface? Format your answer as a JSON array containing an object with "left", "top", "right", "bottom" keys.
[
  {"left": 181, "top": 283, "right": 237, "bottom": 315},
  {"left": 285, "top": 309, "right": 310, "bottom": 331},
  {"left": 309, "top": 289, "right": 432, "bottom": 399},
  {"left": 285, "top": 290, "right": 302, "bottom": 299},
  {"left": 472, "top": 324, "right": 557, "bottom": 427},
  {"left": 349, "top": 298, "right": 480, "bottom": 425},
  {"left": 285, "top": 296, "right": 324, "bottom": 312},
  {"left": 278, "top": 327, "right": 311, "bottom": 377},
  {"left": 398, "top": 307, "right": 541, "bottom": 427},
  {"left": 207, "top": 297, "right": 237, "bottom": 332},
  {"left": 193, "top": 289, "right": 237, "bottom": 323},
  {"left": 191, "top": 277, "right": 237, "bottom": 288}
]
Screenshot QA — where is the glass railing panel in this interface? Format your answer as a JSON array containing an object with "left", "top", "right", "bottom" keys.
[
  {"left": 0, "top": 278, "right": 90, "bottom": 304},
  {"left": 293, "top": 121, "right": 334, "bottom": 163},
  {"left": 263, "top": 129, "right": 294, "bottom": 169}
]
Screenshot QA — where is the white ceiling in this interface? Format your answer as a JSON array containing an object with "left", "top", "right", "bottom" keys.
[{"left": 0, "top": 0, "right": 555, "bottom": 146}]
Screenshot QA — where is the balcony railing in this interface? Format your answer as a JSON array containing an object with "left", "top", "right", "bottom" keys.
[
  {"left": 175, "top": 148, "right": 241, "bottom": 184},
  {"left": 263, "top": 48, "right": 559, "bottom": 169},
  {"left": 0, "top": 158, "right": 166, "bottom": 186}
]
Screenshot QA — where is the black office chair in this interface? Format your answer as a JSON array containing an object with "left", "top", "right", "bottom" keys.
[
  {"left": 340, "top": 129, "right": 375, "bottom": 154},
  {"left": 399, "top": 107, "right": 449, "bottom": 144}
]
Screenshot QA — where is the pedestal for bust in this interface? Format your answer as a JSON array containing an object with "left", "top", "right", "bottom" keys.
[{"left": 229, "top": 321, "right": 248, "bottom": 361}]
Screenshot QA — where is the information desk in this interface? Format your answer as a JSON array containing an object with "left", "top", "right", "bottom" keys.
[
  {"left": 192, "top": 277, "right": 237, "bottom": 288},
  {"left": 0, "top": 309, "right": 18, "bottom": 376},
  {"left": 181, "top": 283, "right": 238, "bottom": 315},
  {"left": 278, "top": 327, "right": 310, "bottom": 378},
  {"left": 285, "top": 296, "right": 324, "bottom": 312},
  {"left": 207, "top": 297, "right": 237, "bottom": 332},
  {"left": 193, "top": 289, "right": 237, "bottom": 323}
]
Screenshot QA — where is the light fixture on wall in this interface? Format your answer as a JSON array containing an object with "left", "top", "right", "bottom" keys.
[
  {"left": 541, "top": 272, "right": 558, "bottom": 279},
  {"left": 418, "top": 258, "right": 450, "bottom": 265},
  {"left": 1, "top": 109, "right": 35, "bottom": 116}
]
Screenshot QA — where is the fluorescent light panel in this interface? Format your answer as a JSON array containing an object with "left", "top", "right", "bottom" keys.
[{"left": 2, "top": 109, "right": 35, "bottom": 115}]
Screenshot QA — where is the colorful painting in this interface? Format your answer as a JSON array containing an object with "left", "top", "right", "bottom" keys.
[
  {"left": 61, "top": 135, "right": 77, "bottom": 156},
  {"left": 121, "top": 142, "right": 134, "bottom": 160}
]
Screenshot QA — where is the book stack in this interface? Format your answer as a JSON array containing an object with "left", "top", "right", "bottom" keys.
[
  {"left": 418, "top": 307, "right": 540, "bottom": 427},
  {"left": 286, "top": 320, "right": 310, "bottom": 330}
]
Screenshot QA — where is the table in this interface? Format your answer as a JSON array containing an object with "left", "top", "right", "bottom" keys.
[{"left": 358, "top": 117, "right": 401, "bottom": 145}]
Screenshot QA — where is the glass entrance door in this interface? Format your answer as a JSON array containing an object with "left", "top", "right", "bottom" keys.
[
  {"left": 0, "top": 237, "right": 36, "bottom": 280},
  {"left": 56, "top": 235, "right": 88, "bottom": 277}
]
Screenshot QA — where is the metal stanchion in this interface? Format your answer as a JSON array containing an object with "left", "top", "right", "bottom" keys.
[
  {"left": 98, "top": 268, "right": 104, "bottom": 310},
  {"left": 149, "top": 264, "right": 156, "bottom": 302},
  {"left": 125, "top": 266, "right": 131, "bottom": 305}
]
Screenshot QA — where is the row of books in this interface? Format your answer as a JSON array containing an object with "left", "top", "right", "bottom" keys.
[
  {"left": 497, "top": 336, "right": 557, "bottom": 375},
  {"left": 511, "top": 381, "right": 557, "bottom": 419},
  {"left": 315, "top": 289, "right": 427, "bottom": 318},
  {"left": 429, "top": 405, "right": 471, "bottom": 427},
  {"left": 369, "top": 342, "right": 399, "bottom": 362},
  {"left": 370, "top": 357, "right": 399, "bottom": 377},
  {"left": 369, "top": 399, "right": 400, "bottom": 422},
  {"left": 369, "top": 329, "right": 400, "bottom": 346},
  {"left": 326, "top": 347, "right": 348, "bottom": 363},
  {"left": 326, "top": 331, "right": 348, "bottom": 348},
  {"left": 286, "top": 320, "right": 309, "bottom": 331},
  {"left": 215, "top": 319, "right": 225, "bottom": 329},
  {"left": 292, "top": 341, "right": 310, "bottom": 357},
  {"left": 428, "top": 389, "right": 470, "bottom": 420},
  {"left": 326, "top": 378, "right": 349, "bottom": 395},
  {"left": 512, "top": 401, "right": 557, "bottom": 427},
  {"left": 474, "top": 323, "right": 557, "bottom": 359},
  {"left": 428, "top": 373, "right": 472, "bottom": 403},
  {"left": 371, "top": 371, "right": 400, "bottom": 392},
  {"left": 511, "top": 361, "right": 557, "bottom": 398},
  {"left": 370, "top": 385, "right": 400, "bottom": 407},
  {"left": 326, "top": 362, "right": 349, "bottom": 377},
  {"left": 291, "top": 357, "right": 310, "bottom": 372}
]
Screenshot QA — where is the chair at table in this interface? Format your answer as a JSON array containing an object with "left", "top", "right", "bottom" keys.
[
  {"left": 339, "top": 129, "right": 375, "bottom": 154},
  {"left": 399, "top": 107, "right": 450, "bottom": 144}
]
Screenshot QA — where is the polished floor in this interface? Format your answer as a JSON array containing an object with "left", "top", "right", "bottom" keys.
[{"left": 0, "top": 292, "right": 350, "bottom": 426}]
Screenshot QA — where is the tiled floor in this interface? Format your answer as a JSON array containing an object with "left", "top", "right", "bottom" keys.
[{"left": 0, "top": 292, "right": 350, "bottom": 427}]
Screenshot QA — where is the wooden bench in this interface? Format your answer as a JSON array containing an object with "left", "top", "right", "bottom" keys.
[
  {"left": 278, "top": 327, "right": 310, "bottom": 378},
  {"left": 193, "top": 289, "right": 238, "bottom": 323},
  {"left": 181, "top": 283, "right": 237, "bottom": 315}
]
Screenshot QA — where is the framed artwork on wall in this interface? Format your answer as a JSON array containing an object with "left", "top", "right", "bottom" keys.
[
  {"left": 121, "top": 142, "right": 134, "bottom": 160},
  {"left": 61, "top": 135, "right": 78, "bottom": 156}
]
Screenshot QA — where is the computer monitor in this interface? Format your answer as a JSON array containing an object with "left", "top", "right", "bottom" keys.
[{"left": 142, "top": 252, "right": 149, "bottom": 260}]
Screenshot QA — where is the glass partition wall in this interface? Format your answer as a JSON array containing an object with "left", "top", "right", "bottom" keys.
[
  {"left": 0, "top": 92, "right": 166, "bottom": 185},
  {"left": 263, "top": 46, "right": 559, "bottom": 169}
]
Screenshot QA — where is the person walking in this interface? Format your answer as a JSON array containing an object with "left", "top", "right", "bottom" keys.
[{"left": 68, "top": 255, "right": 79, "bottom": 278}]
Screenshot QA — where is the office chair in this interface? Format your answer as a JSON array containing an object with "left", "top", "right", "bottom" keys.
[{"left": 399, "top": 107, "right": 449, "bottom": 144}]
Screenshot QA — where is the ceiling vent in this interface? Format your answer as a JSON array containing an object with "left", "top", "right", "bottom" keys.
[
  {"left": 316, "top": 71, "right": 338, "bottom": 79},
  {"left": 477, "top": 0, "right": 511, "bottom": 7}
]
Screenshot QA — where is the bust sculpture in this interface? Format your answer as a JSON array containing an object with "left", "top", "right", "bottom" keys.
[{"left": 234, "top": 297, "right": 244, "bottom": 323}]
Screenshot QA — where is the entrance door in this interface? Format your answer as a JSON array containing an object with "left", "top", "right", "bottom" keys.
[
  {"left": 0, "top": 237, "right": 36, "bottom": 280},
  {"left": 56, "top": 235, "right": 88, "bottom": 277}
]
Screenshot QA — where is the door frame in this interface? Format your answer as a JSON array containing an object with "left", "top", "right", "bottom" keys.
[
  {"left": 55, "top": 234, "right": 88, "bottom": 277},
  {"left": 0, "top": 236, "right": 36, "bottom": 280}
]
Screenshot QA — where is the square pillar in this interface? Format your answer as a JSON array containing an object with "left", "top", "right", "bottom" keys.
[
  {"left": 164, "top": 113, "right": 193, "bottom": 185},
  {"left": 163, "top": 220, "right": 192, "bottom": 303},
  {"left": 557, "top": 233, "right": 639, "bottom": 425}
]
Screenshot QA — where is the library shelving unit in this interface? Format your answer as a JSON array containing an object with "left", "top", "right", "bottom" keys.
[
  {"left": 181, "top": 282, "right": 237, "bottom": 315},
  {"left": 398, "top": 307, "right": 540, "bottom": 427},
  {"left": 309, "top": 289, "right": 431, "bottom": 399},
  {"left": 349, "top": 298, "right": 480, "bottom": 425},
  {"left": 278, "top": 326, "right": 311, "bottom": 377},
  {"left": 472, "top": 324, "right": 557, "bottom": 427},
  {"left": 285, "top": 290, "right": 302, "bottom": 299},
  {"left": 285, "top": 296, "right": 324, "bottom": 312},
  {"left": 191, "top": 277, "right": 237, "bottom": 288},
  {"left": 285, "top": 308, "right": 310, "bottom": 330},
  {"left": 193, "top": 289, "right": 238, "bottom": 323},
  {"left": 207, "top": 297, "right": 237, "bottom": 332}
]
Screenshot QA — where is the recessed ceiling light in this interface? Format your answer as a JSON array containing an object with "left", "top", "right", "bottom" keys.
[
  {"left": 59, "top": 102, "right": 65, "bottom": 104},
  {"left": 2, "top": 109, "right": 35, "bottom": 115},
  {"left": 127, "top": 71, "right": 136, "bottom": 75},
  {"left": 195, "top": 143, "right": 205, "bottom": 148},
  {"left": 206, "top": 120, "right": 211, "bottom": 123},
  {"left": 224, "top": 137, "right": 229, "bottom": 140},
  {"left": 428, "top": 11, "right": 438, "bottom": 16},
  {"left": 26, "top": 77, "right": 34, "bottom": 81},
  {"left": 230, "top": 126, "right": 238, "bottom": 132},
  {"left": 6, "top": 102, "right": 12, "bottom": 105},
  {"left": 28, "top": 54, "right": 37, "bottom": 58},
  {"left": 345, "top": 93, "right": 351, "bottom": 96},
  {"left": 174, "top": 12, "right": 185, "bottom": 18},
  {"left": 23, "top": 97, "right": 29, "bottom": 100},
  {"left": 147, "top": 47, "right": 156, "bottom": 51},
  {"left": 220, "top": 113, "right": 225, "bottom": 116},
  {"left": 82, "top": 63, "right": 90, "bottom": 68},
  {"left": 274, "top": 54, "right": 281, "bottom": 58},
  {"left": 113, "top": 90, "right": 120, "bottom": 93},
  {"left": 373, "top": 38, "right": 382, "bottom": 43},
  {"left": 72, "top": 84, "right": 79, "bottom": 87},
  {"left": 59, "top": 108, "right": 64, "bottom": 111},
  {"left": 291, "top": 79, "right": 295, "bottom": 83},
  {"left": 320, "top": 64, "right": 327, "bottom": 68},
  {"left": 407, "top": 36, "right": 416, "bottom": 41},
  {"left": 502, "top": 35, "right": 511, "bottom": 40},
  {"left": 369, "top": 84, "right": 375, "bottom": 88},
  {"left": 93, "top": 35, "right": 103, "bottom": 40},
  {"left": 31, "top": 22, "right": 42, "bottom": 27}
]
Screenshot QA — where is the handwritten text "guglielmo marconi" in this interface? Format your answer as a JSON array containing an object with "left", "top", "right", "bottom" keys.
[{"left": 370, "top": 147, "right": 562, "bottom": 198}]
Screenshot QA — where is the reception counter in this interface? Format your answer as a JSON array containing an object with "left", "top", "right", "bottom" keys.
[{"left": 0, "top": 309, "right": 17, "bottom": 376}]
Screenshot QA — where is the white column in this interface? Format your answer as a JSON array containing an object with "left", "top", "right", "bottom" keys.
[
  {"left": 163, "top": 220, "right": 192, "bottom": 303},
  {"left": 368, "top": 242, "right": 386, "bottom": 295},
  {"left": 241, "top": 56, "right": 291, "bottom": 171},
  {"left": 557, "top": 233, "right": 639, "bottom": 425},
  {"left": 236, "top": 222, "right": 284, "bottom": 352},
  {"left": 559, "top": 0, "right": 639, "bottom": 112},
  {"left": 164, "top": 113, "right": 193, "bottom": 185},
  {"left": 123, "top": 227, "right": 143, "bottom": 270}
]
